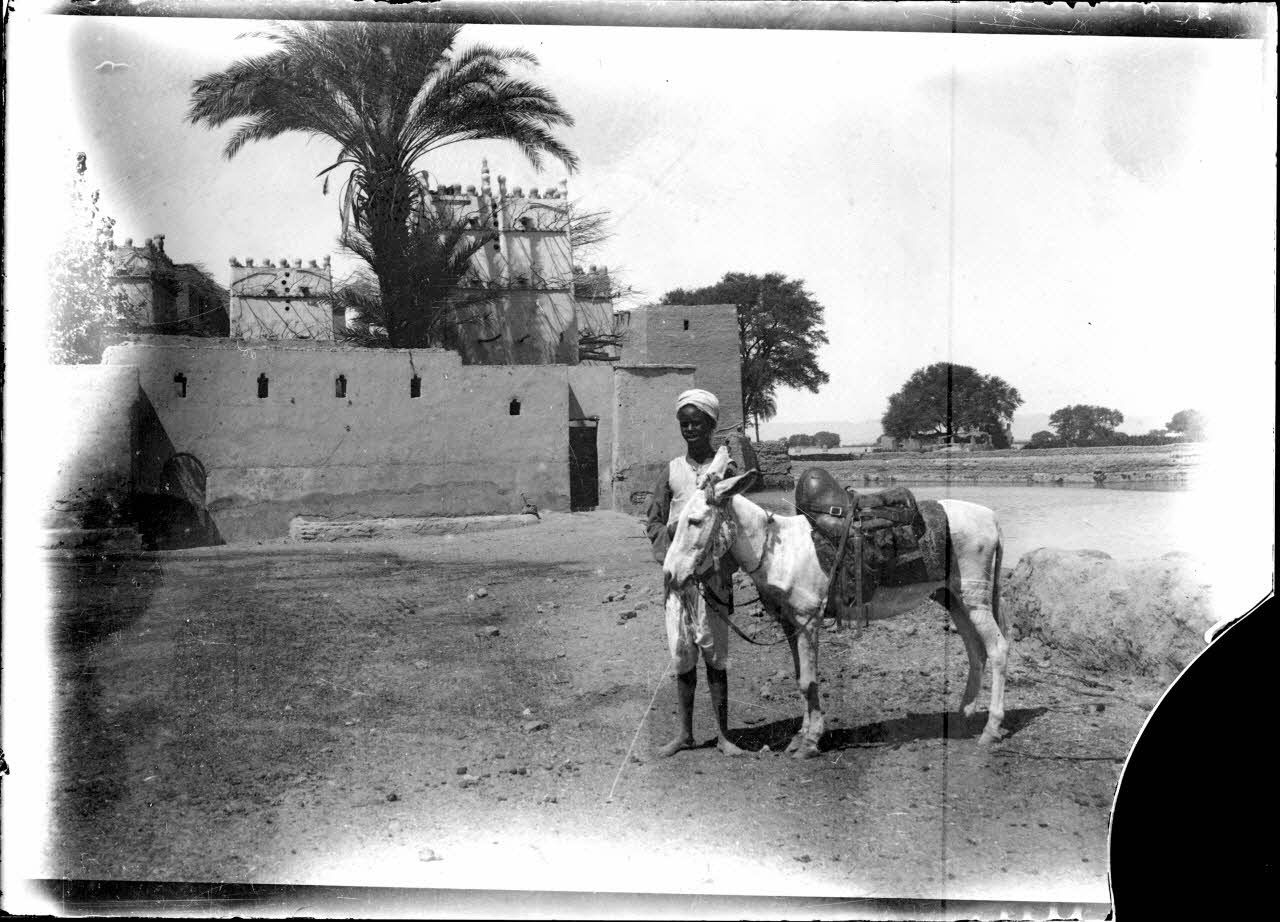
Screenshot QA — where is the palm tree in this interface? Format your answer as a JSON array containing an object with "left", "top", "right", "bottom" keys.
[{"left": 187, "top": 21, "right": 578, "bottom": 347}]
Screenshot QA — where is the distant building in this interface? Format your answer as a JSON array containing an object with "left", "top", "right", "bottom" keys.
[
  {"left": 110, "top": 234, "right": 229, "bottom": 336},
  {"left": 877, "top": 425, "right": 1009, "bottom": 451},
  {"left": 226, "top": 256, "right": 335, "bottom": 340}
]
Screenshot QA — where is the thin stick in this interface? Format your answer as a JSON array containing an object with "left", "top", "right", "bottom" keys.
[
  {"left": 605, "top": 656, "right": 670, "bottom": 803},
  {"left": 996, "top": 747, "right": 1124, "bottom": 762}
]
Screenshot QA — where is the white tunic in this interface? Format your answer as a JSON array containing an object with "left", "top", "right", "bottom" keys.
[{"left": 664, "top": 453, "right": 735, "bottom": 672}]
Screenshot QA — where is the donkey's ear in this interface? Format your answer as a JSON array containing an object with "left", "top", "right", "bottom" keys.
[
  {"left": 707, "top": 445, "right": 731, "bottom": 478},
  {"left": 697, "top": 445, "right": 733, "bottom": 489},
  {"left": 712, "top": 469, "right": 759, "bottom": 502}
]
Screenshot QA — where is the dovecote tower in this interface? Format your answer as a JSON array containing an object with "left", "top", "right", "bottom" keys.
[
  {"left": 427, "top": 159, "right": 593, "bottom": 365},
  {"left": 227, "top": 256, "right": 335, "bottom": 340}
]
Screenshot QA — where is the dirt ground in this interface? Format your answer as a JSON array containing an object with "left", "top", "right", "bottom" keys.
[{"left": 42, "top": 510, "right": 1166, "bottom": 909}]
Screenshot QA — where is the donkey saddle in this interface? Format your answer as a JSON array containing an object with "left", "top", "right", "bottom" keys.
[{"left": 794, "top": 466, "right": 929, "bottom": 620}]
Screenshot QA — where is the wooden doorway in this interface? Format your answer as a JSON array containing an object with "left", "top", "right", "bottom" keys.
[{"left": 568, "top": 419, "right": 599, "bottom": 511}]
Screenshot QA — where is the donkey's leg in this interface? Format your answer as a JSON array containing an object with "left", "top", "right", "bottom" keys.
[
  {"left": 958, "top": 574, "right": 1008, "bottom": 745},
  {"left": 792, "top": 617, "right": 825, "bottom": 760},
  {"left": 936, "top": 586, "right": 988, "bottom": 720},
  {"left": 779, "top": 616, "right": 808, "bottom": 754}
]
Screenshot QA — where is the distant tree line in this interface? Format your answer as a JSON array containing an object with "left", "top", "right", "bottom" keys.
[
  {"left": 1024, "top": 406, "right": 1207, "bottom": 449},
  {"left": 785, "top": 431, "right": 841, "bottom": 449}
]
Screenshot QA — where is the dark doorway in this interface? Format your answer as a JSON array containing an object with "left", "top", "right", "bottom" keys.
[{"left": 569, "top": 420, "right": 599, "bottom": 512}]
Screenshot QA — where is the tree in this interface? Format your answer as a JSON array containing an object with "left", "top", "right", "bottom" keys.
[
  {"left": 48, "top": 153, "right": 134, "bottom": 363},
  {"left": 786, "top": 433, "right": 816, "bottom": 448},
  {"left": 1028, "top": 430, "right": 1056, "bottom": 447},
  {"left": 813, "top": 431, "right": 841, "bottom": 449},
  {"left": 188, "top": 22, "right": 577, "bottom": 349},
  {"left": 662, "top": 272, "right": 830, "bottom": 440},
  {"left": 881, "top": 363, "right": 1023, "bottom": 446},
  {"left": 1049, "top": 404, "right": 1125, "bottom": 443},
  {"left": 1166, "top": 409, "right": 1207, "bottom": 441}
]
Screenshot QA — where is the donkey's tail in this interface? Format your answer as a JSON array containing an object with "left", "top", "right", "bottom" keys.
[{"left": 992, "top": 528, "right": 1008, "bottom": 639}]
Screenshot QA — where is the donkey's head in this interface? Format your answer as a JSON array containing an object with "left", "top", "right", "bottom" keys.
[{"left": 663, "top": 447, "right": 759, "bottom": 588}]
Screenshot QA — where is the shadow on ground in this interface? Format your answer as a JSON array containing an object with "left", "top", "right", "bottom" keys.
[{"left": 731, "top": 705, "right": 1049, "bottom": 752}]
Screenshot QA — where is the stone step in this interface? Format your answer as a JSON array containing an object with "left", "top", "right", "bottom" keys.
[{"left": 290, "top": 513, "right": 540, "bottom": 543}]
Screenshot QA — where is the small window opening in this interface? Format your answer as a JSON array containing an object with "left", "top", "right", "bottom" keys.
[
  {"left": 299, "top": 286, "right": 311, "bottom": 296},
  {"left": 257, "top": 373, "right": 269, "bottom": 398},
  {"left": 683, "top": 319, "right": 690, "bottom": 331},
  {"left": 410, "top": 375, "right": 422, "bottom": 398},
  {"left": 174, "top": 372, "right": 187, "bottom": 398},
  {"left": 335, "top": 374, "right": 347, "bottom": 398},
  {"left": 509, "top": 398, "right": 521, "bottom": 416}
]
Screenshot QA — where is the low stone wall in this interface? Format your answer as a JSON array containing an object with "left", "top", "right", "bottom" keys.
[
  {"left": 1004, "top": 548, "right": 1215, "bottom": 681},
  {"left": 815, "top": 443, "right": 1201, "bottom": 486},
  {"left": 753, "top": 440, "right": 793, "bottom": 491}
]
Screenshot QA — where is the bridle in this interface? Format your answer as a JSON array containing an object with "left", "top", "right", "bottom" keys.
[{"left": 685, "top": 495, "right": 788, "bottom": 646}]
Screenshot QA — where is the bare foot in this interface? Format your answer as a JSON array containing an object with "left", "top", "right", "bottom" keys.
[
  {"left": 716, "top": 736, "right": 745, "bottom": 756},
  {"left": 658, "top": 735, "right": 696, "bottom": 758}
]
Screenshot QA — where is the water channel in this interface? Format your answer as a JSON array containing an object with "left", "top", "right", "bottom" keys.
[{"left": 754, "top": 482, "right": 1197, "bottom": 566}]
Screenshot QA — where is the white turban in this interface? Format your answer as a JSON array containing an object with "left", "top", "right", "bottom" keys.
[{"left": 676, "top": 388, "right": 719, "bottom": 424}]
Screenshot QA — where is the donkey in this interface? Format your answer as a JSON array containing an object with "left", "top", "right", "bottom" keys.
[{"left": 662, "top": 447, "right": 1009, "bottom": 758}]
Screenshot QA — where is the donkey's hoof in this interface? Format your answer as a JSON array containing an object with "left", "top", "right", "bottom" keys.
[
  {"left": 977, "top": 728, "right": 1005, "bottom": 746},
  {"left": 785, "top": 735, "right": 803, "bottom": 754},
  {"left": 792, "top": 740, "right": 822, "bottom": 760}
]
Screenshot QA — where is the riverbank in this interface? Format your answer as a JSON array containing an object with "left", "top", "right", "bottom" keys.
[{"left": 786, "top": 443, "right": 1202, "bottom": 487}]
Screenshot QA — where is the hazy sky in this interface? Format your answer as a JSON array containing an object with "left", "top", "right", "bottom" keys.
[{"left": 11, "top": 9, "right": 1276, "bottom": 434}]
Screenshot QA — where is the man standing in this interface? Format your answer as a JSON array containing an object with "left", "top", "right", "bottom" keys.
[{"left": 645, "top": 389, "right": 744, "bottom": 757}]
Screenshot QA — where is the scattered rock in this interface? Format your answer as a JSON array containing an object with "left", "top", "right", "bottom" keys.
[
  {"left": 466, "top": 593, "right": 477, "bottom": 602},
  {"left": 794, "top": 854, "right": 812, "bottom": 864},
  {"left": 603, "top": 592, "right": 616, "bottom": 603},
  {"left": 628, "top": 755, "right": 643, "bottom": 765},
  {"left": 475, "top": 587, "right": 489, "bottom": 598},
  {"left": 615, "top": 593, "right": 627, "bottom": 602},
  {"left": 455, "top": 766, "right": 468, "bottom": 775},
  {"left": 413, "top": 660, "right": 429, "bottom": 669},
  {"left": 386, "top": 792, "right": 399, "bottom": 802},
  {"left": 458, "top": 776, "right": 479, "bottom": 788},
  {"left": 535, "top": 605, "right": 545, "bottom": 614},
  {"left": 617, "top": 609, "right": 637, "bottom": 622},
  {"left": 541, "top": 794, "right": 558, "bottom": 804},
  {"left": 479, "top": 626, "right": 500, "bottom": 638},
  {"left": 546, "top": 602, "right": 558, "bottom": 610},
  {"left": 522, "top": 720, "right": 548, "bottom": 733},
  {"left": 419, "top": 848, "right": 442, "bottom": 862}
]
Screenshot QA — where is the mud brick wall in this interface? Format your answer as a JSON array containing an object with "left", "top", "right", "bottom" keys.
[
  {"left": 619, "top": 303, "right": 743, "bottom": 434},
  {"left": 753, "top": 440, "right": 793, "bottom": 491},
  {"left": 610, "top": 364, "right": 697, "bottom": 513},
  {"left": 103, "top": 337, "right": 572, "bottom": 542}
]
